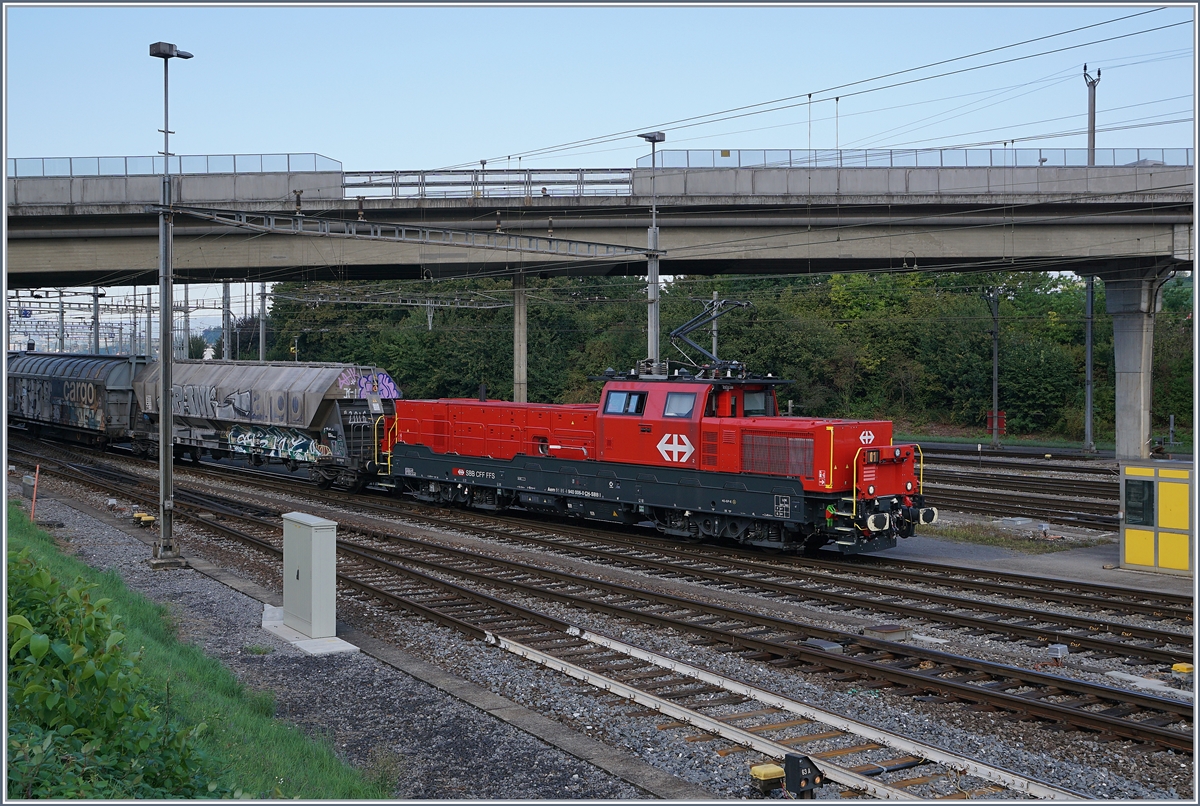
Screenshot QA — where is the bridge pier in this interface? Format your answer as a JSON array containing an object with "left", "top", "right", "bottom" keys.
[{"left": 1088, "top": 264, "right": 1174, "bottom": 460}]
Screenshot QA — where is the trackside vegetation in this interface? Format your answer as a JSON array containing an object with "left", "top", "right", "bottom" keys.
[
  {"left": 5, "top": 503, "right": 393, "bottom": 799},
  {"left": 259, "top": 271, "right": 1192, "bottom": 447}
]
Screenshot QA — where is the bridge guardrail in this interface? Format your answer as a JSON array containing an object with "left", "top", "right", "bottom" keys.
[
  {"left": 636, "top": 147, "right": 1195, "bottom": 169},
  {"left": 342, "top": 168, "right": 634, "bottom": 199},
  {"left": 6, "top": 152, "right": 342, "bottom": 178}
]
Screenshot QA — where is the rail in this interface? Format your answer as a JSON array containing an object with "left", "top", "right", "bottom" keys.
[{"left": 637, "top": 147, "right": 1195, "bottom": 169}]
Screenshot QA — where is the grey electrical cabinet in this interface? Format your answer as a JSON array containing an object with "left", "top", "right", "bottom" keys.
[{"left": 282, "top": 511, "right": 338, "bottom": 638}]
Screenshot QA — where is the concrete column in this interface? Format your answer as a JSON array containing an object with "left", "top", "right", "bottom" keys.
[
  {"left": 1102, "top": 268, "right": 1169, "bottom": 460},
  {"left": 513, "top": 271, "right": 527, "bottom": 403}
]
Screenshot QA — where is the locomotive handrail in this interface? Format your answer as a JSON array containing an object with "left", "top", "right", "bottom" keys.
[
  {"left": 375, "top": 415, "right": 393, "bottom": 476},
  {"left": 851, "top": 446, "right": 864, "bottom": 518},
  {"left": 913, "top": 443, "right": 925, "bottom": 495},
  {"left": 825, "top": 426, "right": 835, "bottom": 489}
]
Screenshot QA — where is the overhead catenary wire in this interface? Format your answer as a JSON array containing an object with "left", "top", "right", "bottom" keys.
[{"left": 437, "top": 7, "right": 1176, "bottom": 169}]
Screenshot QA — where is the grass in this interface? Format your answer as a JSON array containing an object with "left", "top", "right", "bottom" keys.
[
  {"left": 6, "top": 500, "right": 394, "bottom": 800},
  {"left": 919, "top": 520, "right": 1112, "bottom": 555}
]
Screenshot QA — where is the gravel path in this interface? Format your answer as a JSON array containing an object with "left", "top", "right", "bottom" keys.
[{"left": 8, "top": 473, "right": 1194, "bottom": 800}]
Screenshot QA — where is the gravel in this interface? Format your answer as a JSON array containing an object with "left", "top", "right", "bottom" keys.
[{"left": 9, "top": 471, "right": 1194, "bottom": 800}]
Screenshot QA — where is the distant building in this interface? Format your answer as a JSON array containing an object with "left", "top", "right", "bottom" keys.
[{"left": 203, "top": 344, "right": 215, "bottom": 360}]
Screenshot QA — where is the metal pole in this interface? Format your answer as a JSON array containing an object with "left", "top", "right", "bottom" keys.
[
  {"left": 130, "top": 289, "right": 137, "bottom": 356},
  {"left": 259, "top": 282, "right": 266, "bottom": 360},
  {"left": 513, "top": 271, "right": 527, "bottom": 403},
  {"left": 648, "top": 140, "right": 659, "bottom": 366},
  {"left": 57, "top": 292, "right": 65, "bottom": 352},
  {"left": 711, "top": 290, "right": 718, "bottom": 360},
  {"left": 92, "top": 287, "right": 100, "bottom": 354},
  {"left": 222, "top": 280, "right": 231, "bottom": 359},
  {"left": 146, "top": 288, "right": 152, "bottom": 358},
  {"left": 182, "top": 283, "right": 189, "bottom": 359},
  {"left": 1084, "top": 276, "right": 1095, "bottom": 451},
  {"left": 1084, "top": 64, "right": 1100, "bottom": 166},
  {"left": 158, "top": 52, "right": 175, "bottom": 552},
  {"left": 990, "top": 291, "right": 1000, "bottom": 449}
]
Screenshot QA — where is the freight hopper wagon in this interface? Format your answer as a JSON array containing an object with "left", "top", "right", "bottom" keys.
[
  {"left": 8, "top": 352, "right": 150, "bottom": 446},
  {"left": 132, "top": 360, "right": 401, "bottom": 490},
  {"left": 377, "top": 371, "right": 936, "bottom": 554}
]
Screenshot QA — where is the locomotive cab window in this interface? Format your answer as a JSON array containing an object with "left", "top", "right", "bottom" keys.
[
  {"left": 743, "top": 390, "right": 774, "bottom": 416},
  {"left": 663, "top": 392, "right": 696, "bottom": 418},
  {"left": 604, "top": 390, "right": 647, "bottom": 415}
]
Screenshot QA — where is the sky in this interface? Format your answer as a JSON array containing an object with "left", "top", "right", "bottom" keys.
[{"left": 3, "top": 1, "right": 1196, "bottom": 342}]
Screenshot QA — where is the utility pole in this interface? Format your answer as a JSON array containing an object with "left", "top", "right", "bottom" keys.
[
  {"left": 92, "top": 286, "right": 101, "bottom": 354},
  {"left": 513, "top": 271, "right": 527, "bottom": 403},
  {"left": 711, "top": 290, "right": 718, "bottom": 359},
  {"left": 1083, "top": 64, "right": 1100, "bottom": 453},
  {"left": 259, "top": 282, "right": 266, "bottom": 360},
  {"left": 150, "top": 39, "right": 192, "bottom": 566},
  {"left": 222, "top": 281, "right": 231, "bottom": 359},
  {"left": 182, "top": 283, "right": 190, "bottom": 359},
  {"left": 988, "top": 290, "right": 1000, "bottom": 449},
  {"left": 1084, "top": 63, "right": 1101, "bottom": 167},
  {"left": 638, "top": 131, "right": 666, "bottom": 370},
  {"left": 130, "top": 293, "right": 137, "bottom": 355},
  {"left": 146, "top": 288, "right": 153, "bottom": 358},
  {"left": 1084, "top": 279, "right": 1095, "bottom": 452}
]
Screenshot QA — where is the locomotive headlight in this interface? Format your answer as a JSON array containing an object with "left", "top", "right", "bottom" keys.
[
  {"left": 905, "top": 481, "right": 913, "bottom": 491},
  {"left": 867, "top": 485, "right": 875, "bottom": 495},
  {"left": 894, "top": 447, "right": 901, "bottom": 458}
]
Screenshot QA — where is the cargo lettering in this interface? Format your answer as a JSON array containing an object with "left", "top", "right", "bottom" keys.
[{"left": 63, "top": 380, "right": 97, "bottom": 406}]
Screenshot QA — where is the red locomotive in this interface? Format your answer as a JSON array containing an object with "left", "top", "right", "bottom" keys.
[{"left": 374, "top": 303, "right": 936, "bottom": 555}]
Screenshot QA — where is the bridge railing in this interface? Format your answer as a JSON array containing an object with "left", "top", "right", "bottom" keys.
[
  {"left": 635, "top": 148, "right": 1195, "bottom": 169},
  {"left": 6, "top": 152, "right": 342, "bottom": 178},
  {"left": 342, "top": 168, "right": 634, "bottom": 199}
]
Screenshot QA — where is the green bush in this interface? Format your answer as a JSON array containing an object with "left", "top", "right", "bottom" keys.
[{"left": 6, "top": 547, "right": 230, "bottom": 799}]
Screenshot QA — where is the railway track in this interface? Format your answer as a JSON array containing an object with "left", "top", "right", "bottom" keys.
[
  {"left": 924, "top": 469, "right": 1118, "bottom": 500},
  {"left": 13, "top": 447, "right": 1192, "bottom": 759},
  {"left": 12, "top": 445, "right": 1187, "bottom": 663}
]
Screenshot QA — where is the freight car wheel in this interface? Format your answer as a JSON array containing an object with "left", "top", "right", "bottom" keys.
[{"left": 315, "top": 475, "right": 334, "bottom": 490}]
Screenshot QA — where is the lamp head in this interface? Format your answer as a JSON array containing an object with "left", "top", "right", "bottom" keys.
[
  {"left": 150, "top": 42, "right": 193, "bottom": 59},
  {"left": 638, "top": 131, "right": 666, "bottom": 144}
]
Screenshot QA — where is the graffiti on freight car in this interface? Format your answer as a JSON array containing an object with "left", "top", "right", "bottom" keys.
[
  {"left": 226, "top": 424, "right": 332, "bottom": 462},
  {"left": 10, "top": 378, "right": 51, "bottom": 419},
  {"left": 336, "top": 368, "right": 401, "bottom": 400},
  {"left": 172, "top": 384, "right": 252, "bottom": 420},
  {"left": 11, "top": 378, "right": 105, "bottom": 431}
]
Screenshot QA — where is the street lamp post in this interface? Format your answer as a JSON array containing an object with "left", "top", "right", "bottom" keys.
[
  {"left": 638, "top": 131, "right": 665, "bottom": 369},
  {"left": 150, "top": 40, "right": 192, "bottom": 562}
]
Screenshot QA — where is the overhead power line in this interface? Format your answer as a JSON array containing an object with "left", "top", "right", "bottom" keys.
[{"left": 442, "top": 8, "right": 1183, "bottom": 168}]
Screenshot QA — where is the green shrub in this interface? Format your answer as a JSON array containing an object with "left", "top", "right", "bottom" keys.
[{"left": 6, "top": 547, "right": 230, "bottom": 799}]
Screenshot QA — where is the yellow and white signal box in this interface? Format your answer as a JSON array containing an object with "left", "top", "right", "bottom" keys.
[{"left": 1119, "top": 460, "right": 1193, "bottom": 575}]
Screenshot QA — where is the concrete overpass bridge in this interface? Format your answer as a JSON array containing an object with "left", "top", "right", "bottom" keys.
[{"left": 5, "top": 148, "right": 1195, "bottom": 458}]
